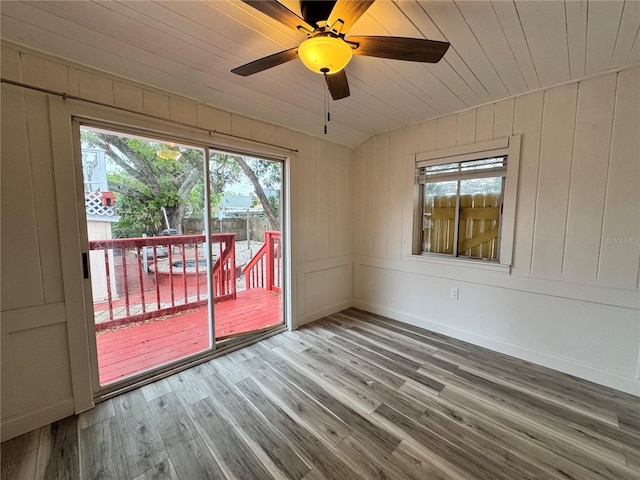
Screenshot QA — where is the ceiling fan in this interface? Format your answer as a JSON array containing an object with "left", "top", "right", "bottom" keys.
[{"left": 232, "top": 0, "right": 450, "bottom": 100}]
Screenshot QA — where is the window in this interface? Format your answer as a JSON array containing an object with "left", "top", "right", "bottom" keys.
[{"left": 414, "top": 137, "right": 520, "bottom": 265}]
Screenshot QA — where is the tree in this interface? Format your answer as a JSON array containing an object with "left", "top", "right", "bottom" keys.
[
  {"left": 83, "top": 131, "right": 280, "bottom": 237},
  {"left": 83, "top": 132, "right": 204, "bottom": 235},
  {"left": 233, "top": 156, "right": 280, "bottom": 230}
]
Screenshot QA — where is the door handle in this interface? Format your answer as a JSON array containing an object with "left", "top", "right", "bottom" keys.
[{"left": 82, "top": 252, "right": 89, "bottom": 279}]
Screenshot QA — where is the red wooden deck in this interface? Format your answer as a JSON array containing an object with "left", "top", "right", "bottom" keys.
[{"left": 96, "top": 289, "right": 282, "bottom": 385}]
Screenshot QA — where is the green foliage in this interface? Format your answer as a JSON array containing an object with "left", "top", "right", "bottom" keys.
[
  {"left": 268, "top": 194, "right": 279, "bottom": 219},
  {"left": 242, "top": 157, "right": 281, "bottom": 190},
  {"left": 83, "top": 130, "right": 279, "bottom": 238},
  {"left": 111, "top": 193, "right": 162, "bottom": 238},
  {"left": 84, "top": 131, "right": 205, "bottom": 237}
]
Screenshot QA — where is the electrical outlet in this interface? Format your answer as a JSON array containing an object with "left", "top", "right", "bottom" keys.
[{"left": 450, "top": 288, "right": 459, "bottom": 299}]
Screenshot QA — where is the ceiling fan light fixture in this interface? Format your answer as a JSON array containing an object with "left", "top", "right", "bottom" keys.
[
  {"left": 157, "top": 144, "right": 182, "bottom": 161},
  {"left": 298, "top": 35, "right": 353, "bottom": 74}
]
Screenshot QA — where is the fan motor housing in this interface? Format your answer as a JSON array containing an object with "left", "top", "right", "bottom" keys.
[{"left": 300, "top": 0, "right": 336, "bottom": 27}]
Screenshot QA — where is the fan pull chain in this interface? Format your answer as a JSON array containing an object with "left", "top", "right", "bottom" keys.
[{"left": 323, "top": 73, "right": 328, "bottom": 135}]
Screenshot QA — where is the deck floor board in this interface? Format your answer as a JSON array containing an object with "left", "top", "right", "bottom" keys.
[{"left": 96, "top": 289, "right": 282, "bottom": 384}]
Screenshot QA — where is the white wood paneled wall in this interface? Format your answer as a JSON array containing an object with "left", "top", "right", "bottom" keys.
[
  {"left": 353, "top": 67, "right": 640, "bottom": 395},
  {"left": 354, "top": 67, "right": 640, "bottom": 288},
  {"left": 0, "top": 43, "right": 353, "bottom": 440}
]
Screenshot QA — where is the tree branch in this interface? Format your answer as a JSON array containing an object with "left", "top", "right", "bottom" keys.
[
  {"left": 108, "top": 181, "right": 151, "bottom": 201},
  {"left": 233, "top": 156, "right": 280, "bottom": 230}
]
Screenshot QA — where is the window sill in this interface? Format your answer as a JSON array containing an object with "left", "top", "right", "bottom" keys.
[{"left": 406, "top": 254, "right": 512, "bottom": 274}]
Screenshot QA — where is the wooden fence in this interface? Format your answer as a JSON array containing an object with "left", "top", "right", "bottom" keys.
[{"left": 423, "top": 193, "right": 500, "bottom": 259}]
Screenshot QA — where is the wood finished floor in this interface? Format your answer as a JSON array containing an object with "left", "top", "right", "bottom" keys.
[{"left": 2, "top": 308, "right": 639, "bottom": 480}]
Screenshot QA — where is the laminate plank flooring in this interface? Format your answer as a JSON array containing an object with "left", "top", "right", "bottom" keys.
[{"left": 2, "top": 308, "right": 639, "bottom": 480}]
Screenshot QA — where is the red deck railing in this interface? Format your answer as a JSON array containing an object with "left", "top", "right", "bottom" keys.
[
  {"left": 243, "top": 231, "right": 281, "bottom": 293},
  {"left": 89, "top": 233, "right": 235, "bottom": 329}
]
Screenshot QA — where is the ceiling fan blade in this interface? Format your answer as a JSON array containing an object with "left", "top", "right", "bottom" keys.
[
  {"left": 349, "top": 36, "right": 450, "bottom": 63},
  {"left": 231, "top": 48, "right": 299, "bottom": 76},
  {"left": 241, "top": 0, "right": 313, "bottom": 33},
  {"left": 325, "top": 70, "right": 350, "bottom": 100},
  {"left": 327, "top": 0, "right": 375, "bottom": 33}
]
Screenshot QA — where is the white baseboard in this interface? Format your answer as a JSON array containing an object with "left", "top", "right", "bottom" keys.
[
  {"left": 354, "top": 300, "right": 640, "bottom": 397},
  {"left": 295, "top": 300, "right": 355, "bottom": 329},
  {"left": 1, "top": 397, "right": 75, "bottom": 442}
]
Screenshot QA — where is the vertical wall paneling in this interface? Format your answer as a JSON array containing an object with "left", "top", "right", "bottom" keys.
[
  {"left": 1, "top": 86, "right": 44, "bottom": 310},
  {"left": 323, "top": 143, "right": 336, "bottom": 259},
  {"left": 345, "top": 147, "right": 354, "bottom": 257},
  {"left": 142, "top": 90, "right": 170, "bottom": 118},
  {"left": 20, "top": 52, "right": 68, "bottom": 93},
  {"left": 230, "top": 113, "right": 252, "bottom": 139},
  {"left": 169, "top": 98, "right": 197, "bottom": 125},
  {"left": 275, "top": 126, "right": 292, "bottom": 153},
  {"left": 78, "top": 71, "right": 114, "bottom": 105},
  {"left": 401, "top": 125, "right": 420, "bottom": 258},
  {"left": 113, "top": 81, "right": 143, "bottom": 111},
  {"left": 11, "top": 321, "right": 73, "bottom": 412},
  {"left": 197, "top": 104, "right": 232, "bottom": 134},
  {"left": 306, "top": 138, "right": 320, "bottom": 260},
  {"left": 418, "top": 119, "right": 437, "bottom": 153},
  {"left": 337, "top": 146, "right": 352, "bottom": 257},
  {"left": 402, "top": 153, "right": 419, "bottom": 256},
  {"left": 310, "top": 138, "right": 322, "bottom": 261},
  {"left": 0, "top": 330, "right": 17, "bottom": 418},
  {"left": 436, "top": 115, "right": 457, "bottom": 150},
  {"left": 373, "top": 134, "right": 390, "bottom": 258},
  {"left": 289, "top": 133, "right": 303, "bottom": 266},
  {"left": 387, "top": 134, "right": 404, "bottom": 259},
  {"left": 456, "top": 109, "right": 477, "bottom": 146},
  {"left": 352, "top": 145, "right": 365, "bottom": 256},
  {"left": 511, "top": 92, "right": 544, "bottom": 276},
  {"left": 293, "top": 132, "right": 310, "bottom": 265},
  {"left": 250, "top": 119, "right": 277, "bottom": 146},
  {"left": 24, "top": 91, "right": 65, "bottom": 304},
  {"left": 0, "top": 46, "right": 22, "bottom": 81},
  {"left": 598, "top": 68, "right": 640, "bottom": 288},
  {"left": 363, "top": 139, "right": 376, "bottom": 256},
  {"left": 493, "top": 98, "right": 515, "bottom": 139},
  {"left": 563, "top": 74, "right": 616, "bottom": 282},
  {"left": 531, "top": 84, "right": 578, "bottom": 279},
  {"left": 475, "top": 104, "right": 495, "bottom": 142}
]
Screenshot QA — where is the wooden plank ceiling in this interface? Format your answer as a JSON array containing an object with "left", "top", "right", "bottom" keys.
[{"left": 2, "top": 1, "right": 639, "bottom": 147}]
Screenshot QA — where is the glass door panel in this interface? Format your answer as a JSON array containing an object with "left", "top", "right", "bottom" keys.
[
  {"left": 208, "top": 151, "right": 284, "bottom": 341},
  {"left": 80, "top": 125, "right": 213, "bottom": 386}
]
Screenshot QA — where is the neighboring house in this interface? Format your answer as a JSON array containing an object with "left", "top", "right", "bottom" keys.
[
  {"left": 82, "top": 148, "right": 119, "bottom": 302},
  {"left": 218, "top": 194, "right": 264, "bottom": 218}
]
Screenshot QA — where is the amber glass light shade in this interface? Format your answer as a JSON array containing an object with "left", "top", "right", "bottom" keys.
[{"left": 298, "top": 36, "right": 353, "bottom": 74}]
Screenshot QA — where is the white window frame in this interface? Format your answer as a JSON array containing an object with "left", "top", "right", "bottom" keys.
[{"left": 413, "top": 136, "right": 521, "bottom": 270}]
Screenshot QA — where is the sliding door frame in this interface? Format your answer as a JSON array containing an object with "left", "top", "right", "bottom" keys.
[{"left": 49, "top": 96, "right": 290, "bottom": 410}]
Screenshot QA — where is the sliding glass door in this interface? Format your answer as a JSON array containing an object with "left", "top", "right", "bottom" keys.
[
  {"left": 75, "top": 123, "right": 284, "bottom": 391},
  {"left": 208, "top": 150, "right": 284, "bottom": 342}
]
